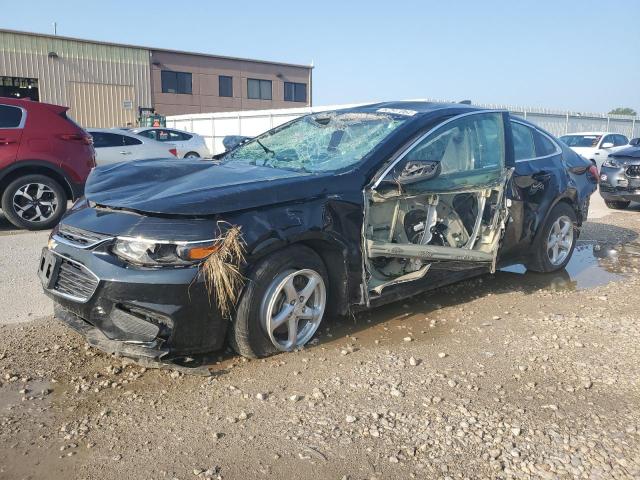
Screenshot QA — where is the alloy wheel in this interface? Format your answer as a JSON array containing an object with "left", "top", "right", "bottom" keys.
[
  {"left": 546, "top": 215, "right": 574, "bottom": 266},
  {"left": 12, "top": 183, "right": 59, "bottom": 223},
  {"left": 260, "top": 268, "right": 326, "bottom": 351}
]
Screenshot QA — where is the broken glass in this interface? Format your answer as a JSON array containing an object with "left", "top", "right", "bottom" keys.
[{"left": 224, "top": 112, "right": 407, "bottom": 173}]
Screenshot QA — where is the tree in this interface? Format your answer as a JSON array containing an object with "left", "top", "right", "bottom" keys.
[{"left": 609, "top": 107, "right": 637, "bottom": 116}]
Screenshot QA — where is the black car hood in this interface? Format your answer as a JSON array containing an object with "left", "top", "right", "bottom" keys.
[
  {"left": 84, "top": 159, "right": 333, "bottom": 216},
  {"left": 611, "top": 146, "right": 640, "bottom": 160}
]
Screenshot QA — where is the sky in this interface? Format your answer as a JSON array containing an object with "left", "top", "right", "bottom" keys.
[{"left": 2, "top": 0, "right": 639, "bottom": 114}]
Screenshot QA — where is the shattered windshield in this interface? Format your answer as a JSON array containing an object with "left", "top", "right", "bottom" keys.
[{"left": 224, "top": 112, "right": 407, "bottom": 173}]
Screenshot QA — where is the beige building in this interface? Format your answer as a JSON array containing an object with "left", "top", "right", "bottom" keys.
[
  {"left": 0, "top": 29, "right": 313, "bottom": 127},
  {"left": 0, "top": 29, "right": 152, "bottom": 127}
]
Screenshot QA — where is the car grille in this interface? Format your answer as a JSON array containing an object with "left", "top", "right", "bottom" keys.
[
  {"left": 625, "top": 165, "right": 640, "bottom": 178},
  {"left": 56, "top": 224, "right": 112, "bottom": 248},
  {"left": 53, "top": 258, "right": 99, "bottom": 302}
]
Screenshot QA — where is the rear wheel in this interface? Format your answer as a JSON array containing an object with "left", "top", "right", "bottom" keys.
[
  {"left": 526, "top": 202, "right": 577, "bottom": 273},
  {"left": 1, "top": 175, "right": 67, "bottom": 230},
  {"left": 229, "top": 245, "right": 328, "bottom": 358},
  {"left": 184, "top": 152, "right": 200, "bottom": 158},
  {"left": 605, "top": 199, "right": 630, "bottom": 210}
]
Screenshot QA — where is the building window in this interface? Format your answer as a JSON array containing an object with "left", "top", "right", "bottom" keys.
[
  {"left": 161, "top": 70, "right": 192, "bottom": 94},
  {"left": 219, "top": 76, "right": 233, "bottom": 97},
  {"left": 247, "top": 79, "right": 272, "bottom": 100},
  {"left": 284, "top": 82, "right": 307, "bottom": 103}
]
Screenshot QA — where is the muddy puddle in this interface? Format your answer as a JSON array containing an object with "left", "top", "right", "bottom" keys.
[{"left": 499, "top": 241, "right": 640, "bottom": 291}]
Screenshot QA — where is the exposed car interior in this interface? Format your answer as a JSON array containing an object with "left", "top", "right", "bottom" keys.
[{"left": 363, "top": 112, "right": 509, "bottom": 296}]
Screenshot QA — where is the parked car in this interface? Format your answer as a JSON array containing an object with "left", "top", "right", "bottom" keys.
[
  {"left": 130, "top": 127, "right": 210, "bottom": 158},
  {"left": 39, "top": 102, "right": 597, "bottom": 362},
  {"left": 0, "top": 98, "right": 95, "bottom": 230},
  {"left": 599, "top": 137, "right": 640, "bottom": 209},
  {"left": 559, "top": 131, "right": 628, "bottom": 169},
  {"left": 88, "top": 129, "right": 177, "bottom": 166}
]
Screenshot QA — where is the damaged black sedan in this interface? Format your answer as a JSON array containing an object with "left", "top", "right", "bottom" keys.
[{"left": 39, "top": 102, "right": 597, "bottom": 360}]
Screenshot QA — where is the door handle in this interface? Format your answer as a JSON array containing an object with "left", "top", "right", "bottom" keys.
[
  {"left": 532, "top": 172, "right": 551, "bottom": 181},
  {"left": 0, "top": 138, "right": 16, "bottom": 145},
  {"left": 119, "top": 151, "right": 132, "bottom": 155}
]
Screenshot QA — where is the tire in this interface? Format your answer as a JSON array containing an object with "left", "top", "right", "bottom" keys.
[
  {"left": 229, "top": 245, "right": 328, "bottom": 359},
  {"left": 1, "top": 174, "right": 67, "bottom": 230},
  {"left": 184, "top": 152, "right": 200, "bottom": 158},
  {"left": 605, "top": 199, "right": 630, "bottom": 210},
  {"left": 526, "top": 202, "right": 577, "bottom": 273}
]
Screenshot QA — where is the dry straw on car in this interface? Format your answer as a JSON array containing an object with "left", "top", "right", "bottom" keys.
[{"left": 200, "top": 223, "right": 245, "bottom": 317}]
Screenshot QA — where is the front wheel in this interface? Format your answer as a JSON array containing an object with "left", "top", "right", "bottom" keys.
[
  {"left": 526, "top": 202, "right": 577, "bottom": 273},
  {"left": 605, "top": 199, "right": 630, "bottom": 210},
  {"left": 1, "top": 175, "right": 67, "bottom": 230},
  {"left": 228, "top": 245, "right": 328, "bottom": 358}
]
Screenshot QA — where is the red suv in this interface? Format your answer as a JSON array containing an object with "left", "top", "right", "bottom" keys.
[{"left": 0, "top": 98, "right": 95, "bottom": 230}]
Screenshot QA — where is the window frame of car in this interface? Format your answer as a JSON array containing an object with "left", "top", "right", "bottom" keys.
[
  {"left": 247, "top": 78, "right": 272, "bottom": 100},
  {"left": 0, "top": 104, "right": 27, "bottom": 129},
  {"left": 372, "top": 110, "right": 510, "bottom": 190},
  {"left": 614, "top": 134, "right": 628, "bottom": 146},
  {"left": 284, "top": 82, "right": 307, "bottom": 103},
  {"left": 600, "top": 134, "right": 616, "bottom": 148},
  {"left": 122, "top": 134, "right": 142, "bottom": 146},
  {"left": 168, "top": 130, "right": 191, "bottom": 141},
  {"left": 219, "top": 75, "right": 233, "bottom": 98},
  {"left": 90, "top": 131, "right": 124, "bottom": 148},
  {"left": 510, "top": 120, "right": 562, "bottom": 163},
  {"left": 161, "top": 70, "right": 193, "bottom": 95},
  {"left": 91, "top": 131, "right": 142, "bottom": 148}
]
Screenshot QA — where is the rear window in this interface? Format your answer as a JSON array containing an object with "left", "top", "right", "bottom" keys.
[
  {"left": 0, "top": 104, "right": 23, "bottom": 128},
  {"left": 169, "top": 131, "right": 191, "bottom": 141},
  {"left": 123, "top": 135, "right": 142, "bottom": 146},
  {"left": 559, "top": 134, "right": 601, "bottom": 147},
  {"left": 534, "top": 131, "right": 558, "bottom": 156},
  {"left": 91, "top": 132, "right": 124, "bottom": 148}
]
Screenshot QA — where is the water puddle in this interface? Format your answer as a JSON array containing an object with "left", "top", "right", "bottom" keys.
[{"left": 499, "top": 241, "right": 640, "bottom": 291}]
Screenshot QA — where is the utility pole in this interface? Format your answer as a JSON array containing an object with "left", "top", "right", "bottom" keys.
[{"left": 53, "top": 22, "right": 57, "bottom": 35}]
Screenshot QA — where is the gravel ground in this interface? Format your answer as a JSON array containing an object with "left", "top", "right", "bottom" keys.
[{"left": 1, "top": 209, "right": 640, "bottom": 479}]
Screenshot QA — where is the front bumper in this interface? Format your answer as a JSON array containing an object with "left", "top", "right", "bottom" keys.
[
  {"left": 41, "top": 238, "right": 227, "bottom": 360},
  {"left": 599, "top": 165, "right": 640, "bottom": 202}
]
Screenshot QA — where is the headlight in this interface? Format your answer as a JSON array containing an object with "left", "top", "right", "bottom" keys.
[
  {"left": 112, "top": 238, "right": 220, "bottom": 267},
  {"left": 602, "top": 157, "right": 621, "bottom": 168}
]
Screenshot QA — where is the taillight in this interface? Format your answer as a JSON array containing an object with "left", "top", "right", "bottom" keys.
[
  {"left": 588, "top": 165, "right": 599, "bottom": 183},
  {"left": 169, "top": 148, "right": 177, "bottom": 157},
  {"left": 59, "top": 133, "right": 93, "bottom": 145}
]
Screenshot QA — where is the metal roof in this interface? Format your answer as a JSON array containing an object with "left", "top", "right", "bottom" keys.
[{"left": 0, "top": 28, "right": 313, "bottom": 70}]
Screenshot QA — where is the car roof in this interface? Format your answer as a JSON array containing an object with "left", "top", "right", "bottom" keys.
[
  {"left": 132, "top": 127, "right": 190, "bottom": 133},
  {"left": 342, "top": 101, "right": 483, "bottom": 116},
  {"left": 561, "top": 132, "right": 616, "bottom": 136},
  {"left": 87, "top": 128, "right": 136, "bottom": 134}
]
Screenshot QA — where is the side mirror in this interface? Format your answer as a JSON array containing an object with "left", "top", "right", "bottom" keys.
[
  {"left": 630, "top": 138, "right": 640, "bottom": 146},
  {"left": 601, "top": 142, "right": 614, "bottom": 149},
  {"left": 396, "top": 160, "right": 441, "bottom": 185},
  {"left": 222, "top": 135, "right": 251, "bottom": 151}
]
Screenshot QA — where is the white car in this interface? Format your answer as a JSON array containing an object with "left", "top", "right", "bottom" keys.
[
  {"left": 559, "top": 132, "right": 629, "bottom": 169},
  {"left": 130, "top": 127, "right": 210, "bottom": 158},
  {"left": 89, "top": 129, "right": 178, "bottom": 166}
]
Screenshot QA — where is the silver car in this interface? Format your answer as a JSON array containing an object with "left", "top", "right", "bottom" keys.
[{"left": 131, "top": 127, "right": 210, "bottom": 158}]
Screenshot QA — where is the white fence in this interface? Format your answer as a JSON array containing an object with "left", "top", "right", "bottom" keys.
[{"left": 167, "top": 99, "right": 639, "bottom": 155}]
